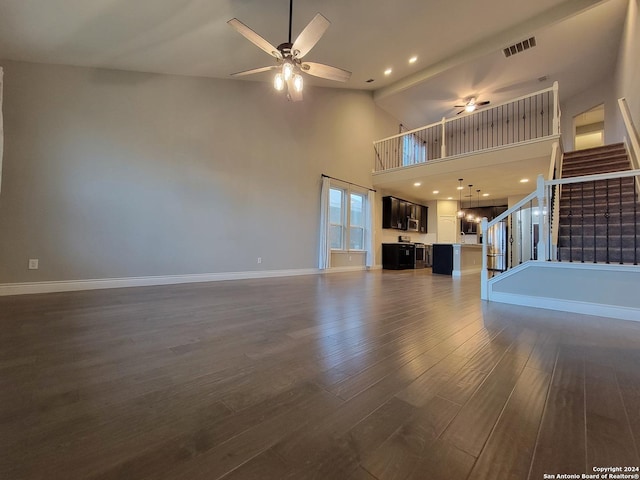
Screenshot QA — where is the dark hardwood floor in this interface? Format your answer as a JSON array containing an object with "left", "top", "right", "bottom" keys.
[{"left": 1, "top": 269, "right": 639, "bottom": 479}]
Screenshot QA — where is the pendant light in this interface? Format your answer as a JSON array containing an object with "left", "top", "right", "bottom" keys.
[
  {"left": 456, "top": 179, "right": 465, "bottom": 218},
  {"left": 465, "top": 185, "right": 475, "bottom": 222},
  {"left": 475, "top": 189, "right": 482, "bottom": 224}
]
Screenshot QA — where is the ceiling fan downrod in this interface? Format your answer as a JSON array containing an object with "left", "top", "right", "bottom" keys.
[{"left": 288, "top": 0, "right": 293, "bottom": 44}]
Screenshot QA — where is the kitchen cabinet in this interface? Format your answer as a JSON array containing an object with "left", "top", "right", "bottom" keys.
[
  {"left": 382, "top": 196, "right": 428, "bottom": 232},
  {"left": 382, "top": 243, "right": 415, "bottom": 269},
  {"left": 417, "top": 205, "right": 428, "bottom": 233},
  {"left": 382, "top": 196, "right": 405, "bottom": 229},
  {"left": 461, "top": 205, "right": 507, "bottom": 234}
]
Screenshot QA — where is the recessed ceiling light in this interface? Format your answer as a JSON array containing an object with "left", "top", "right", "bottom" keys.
[
  {"left": 413, "top": 182, "right": 421, "bottom": 187},
  {"left": 384, "top": 68, "right": 393, "bottom": 75},
  {"left": 520, "top": 178, "right": 529, "bottom": 183},
  {"left": 409, "top": 56, "right": 418, "bottom": 64},
  {"left": 447, "top": 197, "right": 453, "bottom": 200},
  {"left": 483, "top": 193, "right": 490, "bottom": 197},
  {"left": 432, "top": 190, "right": 439, "bottom": 194}
]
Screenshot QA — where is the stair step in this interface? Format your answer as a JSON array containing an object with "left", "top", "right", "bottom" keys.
[
  {"left": 562, "top": 167, "right": 631, "bottom": 179},
  {"left": 559, "top": 200, "right": 638, "bottom": 213},
  {"left": 562, "top": 159, "right": 631, "bottom": 177},
  {"left": 558, "top": 223, "right": 640, "bottom": 236},
  {"left": 558, "top": 234, "right": 638, "bottom": 248},
  {"left": 560, "top": 178, "right": 636, "bottom": 191},
  {"left": 557, "top": 246, "right": 639, "bottom": 264},
  {"left": 563, "top": 143, "right": 625, "bottom": 159},
  {"left": 558, "top": 214, "right": 640, "bottom": 227},
  {"left": 562, "top": 153, "right": 628, "bottom": 167}
]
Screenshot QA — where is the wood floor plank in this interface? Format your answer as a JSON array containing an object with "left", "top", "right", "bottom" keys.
[
  {"left": 437, "top": 366, "right": 487, "bottom": 406},
  {"left": 439, "top": 351, "right": 529, "bottom": 457},
  {"left": 347, "top": 396, "right": 416, "bottom": 459},
  {"left": 361, "top": 395, "right": 460, "bottom": 480},
  {"left": 584, "top": 361, "right": 640, "bottom": 469},
  {"left": 405, "top": 440, "right": 476, "bottom": 480},
  {"left": 469, "top": 366, "right": 551, "bottom": 480},
  {"left": 611, "top": 352, "right": 640, "bottom": 459},
  {"left": 395, "top": 354, "right": 469, "bottom": 407},
  {"left": 528, "top": 346, "right": 586, "bottom": 479},
  {"left": 217, "top": 449, "right": 290, "bottom": 480}
]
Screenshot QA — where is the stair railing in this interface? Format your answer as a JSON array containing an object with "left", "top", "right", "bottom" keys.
[
  {"left": 548, "top": 141, "right": 564, "bottom": 260},
  {"left": 481, "top": 169, "right": 640, "bottom": 300}
]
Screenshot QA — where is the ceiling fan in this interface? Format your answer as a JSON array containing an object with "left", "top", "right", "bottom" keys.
[
  {"left": 455, "top": 97, "right": 490, "bottom": 115},
  {"left": 227, "top": 0, "right": 352, "bottom": 101}
]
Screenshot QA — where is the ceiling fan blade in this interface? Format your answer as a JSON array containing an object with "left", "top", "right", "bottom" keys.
[
  {"left": 456, "top": 109, "right": 465, "bottom": 115},
  {"left": 292, "top": 13, "right": 330, "bottom": 58},
  {"left": 227, "top": 18, "right": 282, "bottom": 58},
  {"left": 454, "top": 105, "right": 466, "bottom": 108},
  {"left": 286, "top": 77, "right": 303, "bottom": 102},
  {"left": 477, "top": 101, "right": 490, "bottom": 106},
  {"left": 230, "top": 66, "right": 278, "bottom": 77},
  {"left": 301, "top": 62, "right": 351, "bottom": 82}
]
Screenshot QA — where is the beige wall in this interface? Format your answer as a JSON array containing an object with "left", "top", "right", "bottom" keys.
[
  {"left": 0, "top": 61, "right": 397, "bottom": 283},
  {"left": 616, "top": 0, "right": 640, "bottom": 131},
  {"left": 560, "top": 77, "right": 621, "bottom": 152}
]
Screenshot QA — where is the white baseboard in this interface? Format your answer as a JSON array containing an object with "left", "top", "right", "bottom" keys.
[
  {"left": 0, "top": 268, "right": 323, "bottom": 296},
  {"left": 489, "top": 291, "right": 640, "bottom": 322},
  {"left": 327, "top": 265, "right": 371, "bottom": 274},
  {"left": 0, "top": 265, "right": 385, "bottom": 297}
]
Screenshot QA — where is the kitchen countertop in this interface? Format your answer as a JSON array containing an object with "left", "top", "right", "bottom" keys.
[{"left": 433, "top": 243, "right": 482, "bottom": 247}]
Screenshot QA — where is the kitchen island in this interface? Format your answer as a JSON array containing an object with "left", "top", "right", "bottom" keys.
[{"left": 432, "top": 243, "right": 483, "bottom": 277}]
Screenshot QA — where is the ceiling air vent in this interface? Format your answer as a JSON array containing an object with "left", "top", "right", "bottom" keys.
[{"left": 503, "top": 37, "right": 537, "bottom": 58}]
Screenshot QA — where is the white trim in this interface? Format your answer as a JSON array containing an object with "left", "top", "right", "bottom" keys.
[
  {"left": 372, "top": 135, "right": 561, "bottom": 176},
  {"left": 546, "top": 168, "right": 640, "bottom": 186},
  {"left": 487, "top": 261, "right": 640, "bottom": 294},
  {"left": 326, "top": 265, "right": 369, "bottom": 274},
  {"left": 488, "top": 291, "right": 640, "bottom": 322},
  {"left": 0, "top": 265, "right": 386, "bottom": 296},
  {"left": 0, "top": 268, "right": 322, "bottom": 296}
]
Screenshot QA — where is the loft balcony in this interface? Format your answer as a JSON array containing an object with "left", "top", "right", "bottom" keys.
[{"left": 372, "top": 84, "right": 561, "bottom": 195}]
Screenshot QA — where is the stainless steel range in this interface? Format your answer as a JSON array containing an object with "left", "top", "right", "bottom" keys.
[{"left": 398, "top": 236, "right": 427, "bottom": 269}]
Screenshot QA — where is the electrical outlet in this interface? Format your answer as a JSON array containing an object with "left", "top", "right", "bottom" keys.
[
  {"left": 349, "top": 255, "right": 352, "bottom": 261},
  {"left": 28, "top": 259, "right": 39, "bottom": 270},
  {"left": 257, "top": 257, "right": 262, "bottom": 264}
]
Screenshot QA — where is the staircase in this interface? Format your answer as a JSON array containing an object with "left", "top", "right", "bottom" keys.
[{"left": 557, "top": 143, "right": 639, "bottom": 264}]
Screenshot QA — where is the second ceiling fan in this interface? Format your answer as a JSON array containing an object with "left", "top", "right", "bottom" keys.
[
  {"left": 455, "top": 97, "right": 490, "bottom": 115},
  {"left": 228, "top": 0, "right": 352, "bottom": 101}
]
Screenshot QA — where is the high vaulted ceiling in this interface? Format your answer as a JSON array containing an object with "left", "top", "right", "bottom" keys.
[
  {"left": 0, "top": 0, "right": 628, "bottom": 126},
  {"left": 0, "top": 0, "right": 629, "bottom": 205}
]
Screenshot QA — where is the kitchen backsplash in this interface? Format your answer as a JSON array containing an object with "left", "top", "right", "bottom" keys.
[{"left": 380, "top": 230, "right": 436, "bottom": 244}]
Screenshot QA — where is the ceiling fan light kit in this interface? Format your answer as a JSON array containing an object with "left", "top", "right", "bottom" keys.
[
  {"left": 455, "top": 97, "right": 491, "bottom": 115},
  {"left": 227, "top": 0, "right": 351, "bottom": 101}
]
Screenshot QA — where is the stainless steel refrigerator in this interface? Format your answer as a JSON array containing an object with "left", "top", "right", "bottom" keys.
[{"left": 486, "top": 220, "right": 507, "bottom": 271}]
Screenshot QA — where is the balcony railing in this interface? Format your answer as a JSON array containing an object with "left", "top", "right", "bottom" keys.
[{"left": 373, "top": 82, "right": 560, "bottom": 173}]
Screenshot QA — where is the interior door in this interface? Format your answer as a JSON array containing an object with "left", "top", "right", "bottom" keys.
[{"left": 437, "top": 215, "right": 458, "bottom": 243}]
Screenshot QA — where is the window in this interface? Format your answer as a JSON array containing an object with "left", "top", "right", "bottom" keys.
[
  {"left": 402, "top": 134, "right": 427, "bottom": 166},
  {"left": 329, "top": 188, "right": 344, "bottom": 249},
  {"left": 350, "top": 193, "right": 365, "bottom": 250},
  {"left": 329, "top": 186, "right": 367, "bottom": 251}
]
